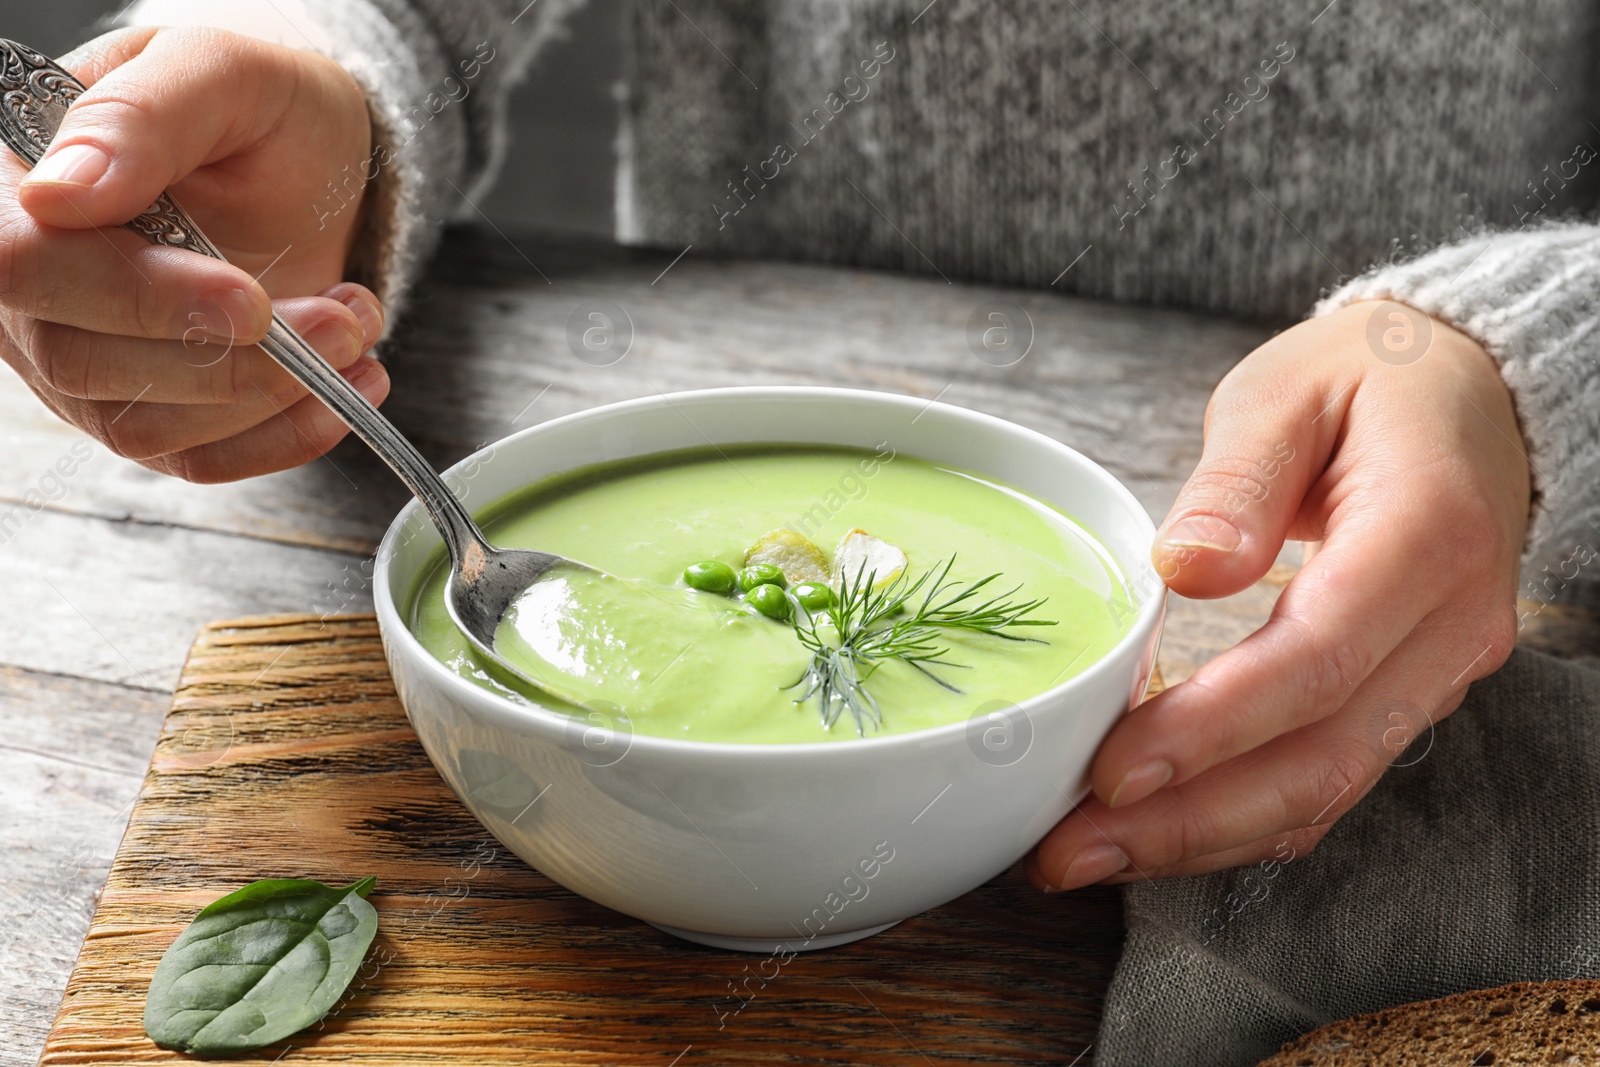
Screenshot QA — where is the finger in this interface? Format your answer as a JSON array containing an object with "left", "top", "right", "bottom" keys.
[
  {"left": 1090, "top": 493, "right": 1450, "bottom": 809},
  {"left": 21, "top": 289, "right": 376, "bottom": 403},
  {"left": 0, "top": 192, "right": 272, "bottom": 341},
  {"left": 58, "top": 27, "right": 161, "bottom": 87},
  {"left": 1097, "top": 824, "right": 1331, "bottom": 883},
  {"left": 1154, "top": 365, "right": 1350, "bottom": 599},
  {"left": 1035, "top": 743, "right": 1368, "bottom": 894},
  {"left": 1024, "top": 831, "right": 1312, "bottom": 895},
  {"left": 1033, "top": 630, "right": 1469, "bottom": 890},
  {"left": 19, "top": 29, "right": 302, "bottom": 228},
  {"left": 5, "top": 311, "right": 365, "bottom": 459},
  {"left": 147, "top": 358, "right": 391, "bottom": 483}
]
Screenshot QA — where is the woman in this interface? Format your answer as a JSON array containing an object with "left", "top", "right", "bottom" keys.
[{"left": 1, "top": 2, "right": 1595, "bottom": 1054}]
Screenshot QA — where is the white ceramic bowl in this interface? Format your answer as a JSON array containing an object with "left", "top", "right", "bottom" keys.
[{"left": 373, "top": 387, "right": 1164, "bottom": 952}]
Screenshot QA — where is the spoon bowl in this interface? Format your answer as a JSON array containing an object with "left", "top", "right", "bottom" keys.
[
  {"left": 0, "top": 37, "right": 594, "bottom": 704},
  {"left": 444, "top": 542, "right": 587, "bottom": 679}
]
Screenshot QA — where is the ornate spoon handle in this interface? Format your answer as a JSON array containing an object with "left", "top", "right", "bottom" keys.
[
  {"left": 0, "top": 39, "right": 220, "bottom": 252},
  {"left": 0, "top": 38, "right": 491, "bottom": 566}
]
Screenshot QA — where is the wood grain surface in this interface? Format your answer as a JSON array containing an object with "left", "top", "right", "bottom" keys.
[{"left": 40, "top": 614, "right": 1154, "bottom": 1066}]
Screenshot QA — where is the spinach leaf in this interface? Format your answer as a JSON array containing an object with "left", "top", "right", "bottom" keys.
[{"left": 144, "top": 876, "right": 379, "bottom": 1055}]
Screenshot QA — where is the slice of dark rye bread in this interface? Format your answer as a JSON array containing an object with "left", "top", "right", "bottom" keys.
[{"left": 1257, "top": 981, "right": 1600, "bottom": 1066}]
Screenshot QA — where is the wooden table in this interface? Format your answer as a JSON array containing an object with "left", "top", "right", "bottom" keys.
[{"left": 2, "top": 228, "right": 1593, "bottom": 1066}]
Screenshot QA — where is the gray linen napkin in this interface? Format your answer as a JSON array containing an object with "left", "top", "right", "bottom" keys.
[{"left": 1095, "top": 647, "right": 1600, "bottom": 1066}]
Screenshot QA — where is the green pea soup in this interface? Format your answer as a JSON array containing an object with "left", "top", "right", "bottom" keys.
[{"left": 407, "top": 445, "right": 1136, "bottom": 743}]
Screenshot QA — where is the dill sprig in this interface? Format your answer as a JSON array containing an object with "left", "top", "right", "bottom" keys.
[{"left": 785, "top": 556, "right": 1055, "bottom": 735}]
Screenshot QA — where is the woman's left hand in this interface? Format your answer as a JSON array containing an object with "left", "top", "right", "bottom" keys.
[{"left": 1027, "top": 299, "right": 1531, "bottom": 891}]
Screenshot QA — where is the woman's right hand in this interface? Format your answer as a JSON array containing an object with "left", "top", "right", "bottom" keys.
[{"left": 0, "top": 26, "right": 390, "bottom": 482}]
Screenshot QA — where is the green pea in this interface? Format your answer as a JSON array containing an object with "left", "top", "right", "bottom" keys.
[
  {"left": 742, "top": 583, "right": 792, "bottom": 620},
  {"left": 737, "top": 564, "right": 787, "bottom": 592},
  {"left": 791, "top": 581, "right": 834, "bottom": 611},
  {"left": 683, "top": 560, "right": 737, "bottom": 595}
]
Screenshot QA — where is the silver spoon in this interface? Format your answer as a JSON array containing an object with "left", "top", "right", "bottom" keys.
[{"left": 0, "top": 38, "right": 595, "bottom": 704}]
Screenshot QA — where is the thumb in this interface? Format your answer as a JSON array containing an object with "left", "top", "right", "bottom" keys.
[
  {"left": 1154, "top": 382, "right": 1334, "bottom": 598},
  {"left": 18, "top": 28, "right": 290, "bottom": 228}
]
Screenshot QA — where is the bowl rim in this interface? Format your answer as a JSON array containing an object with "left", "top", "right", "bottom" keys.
[{"left": 372, "top": 385, "right": 1165, "bottom": 757}]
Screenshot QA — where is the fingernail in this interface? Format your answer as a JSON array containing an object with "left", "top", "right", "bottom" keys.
[
  {"left": 1109, "top": 759, "right": 1174, "bottom": 808},
  {"left": 303, "top": 318, "right": 363, "bottom": 364},
  {"left": 25, "top": 143, "right": 110, "bottom": 188},
  {"left": 182, "top": 288, "right": 261, "bottom": 343},
  {"left": 1052, "top": 844, "right": 1128, "bottom": 892},
  {"left": 348, "top": 357, "right": 387, "bottom": 398},
  {"left": 342, "top": 294, "right": 384, "bottom": 348},
  {"left": 1159, "top": 514, "right": 1241, "bottom": 553}
]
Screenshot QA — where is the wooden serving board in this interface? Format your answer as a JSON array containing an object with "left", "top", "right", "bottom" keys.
[{"left": 40, "top": 614, "right": 1144, "bottom": 1066}]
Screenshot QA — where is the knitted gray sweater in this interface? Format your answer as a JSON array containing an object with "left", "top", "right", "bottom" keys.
[{"left": 125, "top": 0, "right": 1600, "bottom": 588}]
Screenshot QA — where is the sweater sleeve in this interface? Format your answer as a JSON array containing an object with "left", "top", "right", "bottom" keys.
[
  {"left": 118, "top": 0, "right": 587, "bottom": 321},
  {"left": 1314, "top": 223, "right": 1600, "bottom": 584}
]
